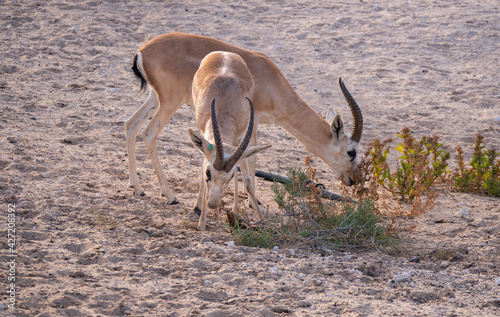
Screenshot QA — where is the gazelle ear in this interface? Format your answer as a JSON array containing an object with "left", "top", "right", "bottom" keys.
[
  {"left": 326, "top": 108, "right": 336, "bottom": 124},
  {"left": 330, "top": 114, "right": 344, "bottom": 140},
  {"left": 240, "top": 144, "right": 272, "bottom": 160},
  {"left": 188, "top": 129, "right": 212, "bottom": 155}
]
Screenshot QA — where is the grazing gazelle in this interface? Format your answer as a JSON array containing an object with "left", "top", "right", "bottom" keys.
[
  {"left": 125, "top": 32, "right": 363, "bottom": 210},
  {"left": 187, "top": 51, "right": 271, "bottom": 230}
]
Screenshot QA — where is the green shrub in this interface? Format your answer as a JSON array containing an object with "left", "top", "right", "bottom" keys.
[
  {"left": 232, "top": 221, "right": 276, "bottom": 249},
  {"left": 370, "top": 127, "right": 450, "bottom": 202},
  {"left": 271, "top": 161, "right": 393, "bottom": 248},
  {"left": 453, "top": 133, "right": 500, "bottom": 197}
]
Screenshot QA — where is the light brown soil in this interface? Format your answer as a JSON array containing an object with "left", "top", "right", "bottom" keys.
[{"left": 1, "top": 0, "right": 498, "bottom": 316}]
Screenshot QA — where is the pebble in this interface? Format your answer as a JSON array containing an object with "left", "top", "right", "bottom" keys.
[
  {"left": 0, "top": 303, "right": 4, "bottom": 310},
  {"left": 270, "top": 267, "right": 282, "bottom": 275},
  {"left": 224, "top": 241, "right": 235, "bottom": 247},
  {"left": 494, "top": 116, "right": 500, "bottom": 122},
  {"left": 289, "top": 249, "right": 295, "bottom": 256},
  {"left": 441, "top": 261, "right": 450, "bottom": 269},
  {"left": 495, "top": 277, "right": 500, "bottom": 285},
  {"left": 393, "top": 272, "right": 412, "bottom": 283},
  {"left": 203, "top": 280, "right": 212, "bottom": 286},
  {"left": 456, "top": 208, "right": 471, "bottom": 217},
  {"left": 311, "top": 279, "right": 323, "bottom": 286},
  {"left": 298, "top": 300, "right": 312, "bottom": 307}
]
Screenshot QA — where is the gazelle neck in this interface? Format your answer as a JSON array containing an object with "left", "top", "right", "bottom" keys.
[{"left": 273, "top": 90, "right": 334, "bottom": 160}]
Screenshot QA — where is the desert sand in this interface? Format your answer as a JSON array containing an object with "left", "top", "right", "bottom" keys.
[{"left": 0, "top": 0, "right": 499, "bottom": 316}]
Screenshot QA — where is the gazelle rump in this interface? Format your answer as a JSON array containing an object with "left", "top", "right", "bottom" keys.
[
  {"left": 125, "top": 32, "right": 363, "bottom": 207},
  {"left": 187, "top": 51, "right": 271, "bottom": 230}
]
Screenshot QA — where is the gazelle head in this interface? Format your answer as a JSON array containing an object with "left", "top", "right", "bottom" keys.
[
  {"left": 324, "top": 78, "right": 364, "bottom": 186},
  {"left": 188, "top": 98, "right": 270, "bottom": 209}
]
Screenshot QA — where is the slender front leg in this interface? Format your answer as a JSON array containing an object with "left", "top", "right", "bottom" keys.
[
  {"left": 242, "top": 127, "right": 262, "bottom": 215},
  {"left": 240, "top": 158, "right": 264, "bottom": 221},
  {"left": 125, "top": 89, "right": 159, "bottom": 196},
  {"left": 232, "top": 169, "right": 239, "bottom": 214},
  {"left": 193, "top": 175, "right": 205, "bottom": 215},
  {"left": 198, "top": 185, "right": 209, "bottom": 231}
]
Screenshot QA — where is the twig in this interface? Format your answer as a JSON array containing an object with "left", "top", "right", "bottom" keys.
[{"left": 252, "top": 168, "right": 351, "bottom": 202}]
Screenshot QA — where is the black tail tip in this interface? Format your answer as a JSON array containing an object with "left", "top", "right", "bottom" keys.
[{"left": 132, "top": 53, "right": 147, "bottom": 92}]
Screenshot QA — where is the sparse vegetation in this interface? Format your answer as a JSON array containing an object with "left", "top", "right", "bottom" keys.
[
  {"left": 231, "top": 128, "right": 499, "bottom": 250},
  {"left": 370, "top": 127, "right": 450, "bottom": 203},
  {"left": 453, "top": 133, "right": 500, "bottom": 197},
  {"left": 270, "top": 158, "right": 394, "bottom": 248},
  {"left": 231, "top": 221, "right": 276, "bottom": 249}
]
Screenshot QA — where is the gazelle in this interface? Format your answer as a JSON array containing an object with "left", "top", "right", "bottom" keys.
[
  {"left": 187, "top": 51, "right": 271, "bottom": 230},
  {"left": 125, "top": 32, "right": 363, "bottom": 210}
]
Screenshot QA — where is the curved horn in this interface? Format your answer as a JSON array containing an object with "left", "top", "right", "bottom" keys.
[
  {"left": 211, "top": 98, "right": 224, "bottom": 171},
  {"left": 339, "top": 78, "right": 363, "bottom": 143},
  {"left": 224, "top": 97, "right": 254, "bottom": 172}
]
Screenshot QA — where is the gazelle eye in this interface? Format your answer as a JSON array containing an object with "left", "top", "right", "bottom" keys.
[
  {"left": 347, "top": 150, "right": 356, "bottom": 161},
  {"left": 206, "top": 169, "right": 211, "bottom": 182}
]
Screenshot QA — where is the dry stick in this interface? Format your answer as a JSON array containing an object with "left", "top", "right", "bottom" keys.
[{"left": 251, "top": 169, "right": 351, "bottom": 202}]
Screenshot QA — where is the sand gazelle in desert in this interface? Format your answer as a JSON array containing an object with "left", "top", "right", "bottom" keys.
[
  {"left": 125, "top": 32, "right": 363, "bottom": 210},
  {"left": 187, "top": 51, "right": 271, "bottom": 230}
]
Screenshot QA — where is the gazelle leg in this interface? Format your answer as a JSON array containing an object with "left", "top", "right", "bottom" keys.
[
  {"left": 125, "top": 89, "right": 159, "bottom": 196},
  {"left": 232, "top": 169, "right": 239, "bottom": 214},
  {"left": 240, "top": 158, "right": 264, "bottom": 221},
  {"left": 198, "top": 185, "right": 209, "bottom": 231},
  {"left": 193, "top": 175, "right": 204, "bottom": 215},
  {"left": 142, "top": 93, "right": 184, "bottom": 204},
  {"left": 244, "top": 126, "right": 262, "bottom": 212}
]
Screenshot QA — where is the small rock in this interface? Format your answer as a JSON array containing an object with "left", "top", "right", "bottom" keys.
[
  {"left": 393, "top": 272, "right": 412, "bottom": 283},
  {"left": 311, "top": 279, "right": 323, "bottom": 286},
  {"left": 441, "top": 261, "right": 450, "bottom": 269},
  {"left": 230, "top": 254, "right": 244, "bottom": 262},
  {"left": 410, "top": 291, "right": 437, "bottom": 303},
  {"left": 224, "top": 241, "right": 235, "bottom": 247},
  {"left": 298, "top": 300, "right": 312, "bottom": 307},
  {"left": 289, "top": 249, "right": 295, "bottom": 256},
  {"left": 269, "top": 266, "right": 281, "bottom": 275},
  {"left": 494, "top": 116, "right": 500, "bottom": 122},
  {"left": 272, "top": 306, "right": 292, "bottom": 314},
  {"left": 458, "top": 202, "right": 468, "bottom": 207},
  {"left": 273, "top": 245, "right": 279, "bottom": 250},
  {"left": 456, "top": 208, "right": 471, "bottom": 217},
  {"left": 0, "top": 303, "right": 5, "bottom": 310},
  {"left": 495, "top": 277, "right": 500, "bottom": 285},
  {"left": 203, "top": 280, "right": 212, "bottom": 286}
]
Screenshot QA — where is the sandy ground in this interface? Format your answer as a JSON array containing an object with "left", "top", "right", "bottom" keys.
[{"left": 1, "top": 0, "right": 499, "bottom": 316}]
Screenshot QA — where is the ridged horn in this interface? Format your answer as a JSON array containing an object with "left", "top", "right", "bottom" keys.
[
  {"left": 223, "top": 97, "right": 254, "bottom": 172},
  {"left": 211, "top": 98, "right": 224, "bottom": 171},
  {"left": 339, "top": 78, "right": 363, "bottom": 143}
]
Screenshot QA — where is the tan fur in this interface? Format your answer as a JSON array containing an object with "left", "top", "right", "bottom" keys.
[
  {"left": 125, "top": 33, "right": 362, "bottom": 209},
  {"left": 189, "top": 51, "right": 269, "bottom": 230}
]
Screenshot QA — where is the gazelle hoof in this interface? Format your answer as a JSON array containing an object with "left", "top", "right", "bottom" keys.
[
  {"left": 168, "top": 200, "right": 180, "bottom": 205},
  {"left": 193, "top": 207, "right": 201, "bottom": 216}
]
